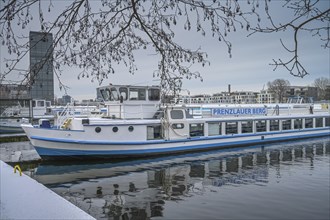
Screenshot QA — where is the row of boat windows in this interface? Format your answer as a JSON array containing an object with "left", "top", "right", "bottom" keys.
[
  {"left": 93, "top": 117, "right": 329, "bottom": 139},
  {"left": 32, "top": 100, "right": 51, "bottom": 107},
  {"left": 172, "top": 117, "right": 330, "bottom": 137},
  {"left": 93, "top": 124, "right": 163, "bottom": 140},
  {"left": 95, "top": 126, "right": 134, "bottom": 133},
  {"left": 100, "top": 87, "right": 160, "bottom": 101}
]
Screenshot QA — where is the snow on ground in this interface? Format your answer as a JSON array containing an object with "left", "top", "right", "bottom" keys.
[{"left": 0, "top": 160, "right": 95, "bottom": 219}]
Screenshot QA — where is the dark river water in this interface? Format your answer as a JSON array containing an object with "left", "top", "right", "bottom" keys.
[{"left": 22, "top": 137, "right": 330, "bottom": 220}]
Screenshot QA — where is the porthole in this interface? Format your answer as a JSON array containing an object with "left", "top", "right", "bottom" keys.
[
  {"left": 128, "top": 126, "right": 134, "bottom": 132},
  {"left": 95, "top": 127, "right": 101, "bottom": 133},
  {"left": 112, "top": 127, "right": 118, "bottom": 132}
]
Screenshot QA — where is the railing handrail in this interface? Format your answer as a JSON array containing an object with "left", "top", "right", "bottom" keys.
[{"left": 56, "top": 104, "right": 75, "bottom": 128}]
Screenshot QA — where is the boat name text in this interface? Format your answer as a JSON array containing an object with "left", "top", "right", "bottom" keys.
[{"left": 212, "top": 108, "right": 267, "bottom": 116}]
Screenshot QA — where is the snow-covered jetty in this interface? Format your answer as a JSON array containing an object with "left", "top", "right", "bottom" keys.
[{"left": 0, "top": 160, "right": 95, "bottom": 219}]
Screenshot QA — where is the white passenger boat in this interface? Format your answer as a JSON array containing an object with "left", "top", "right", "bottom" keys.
[{"left": 21, "top": 84, "right": 330, "bottom": 159}]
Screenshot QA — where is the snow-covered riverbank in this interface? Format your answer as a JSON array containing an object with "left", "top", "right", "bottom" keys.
[
  {"left": 0, "top": 160, "right": 96, "bottom": 219},
  {"left": 0, "top": 141, "right": 40, "bottom": 162}
]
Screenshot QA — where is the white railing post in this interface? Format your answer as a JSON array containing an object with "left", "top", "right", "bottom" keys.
[{"left": 56, "top": 103, "right": 74, "bottom": 128}]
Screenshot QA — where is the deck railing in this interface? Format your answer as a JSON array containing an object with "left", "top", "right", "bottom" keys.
[{"left": 55, "top": 104, "right": 76, "bottom": 128}]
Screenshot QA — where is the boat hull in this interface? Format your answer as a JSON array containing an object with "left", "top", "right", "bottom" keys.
[
  {"left": 22, "top": 125, "right": 330, "bottom": 159},
  {"left": 0, "top": 125, "right": 24, "bottom": 134}
]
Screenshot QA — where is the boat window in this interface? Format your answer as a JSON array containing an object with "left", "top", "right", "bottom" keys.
[
  {"left": 46, "top": 101, "right": 51, "bottom": 107},
  {"left": 37, "top": 100, "right": 45, "bottom": 107},
  {"left": 225, "top": 122, "right": 238, "bottom": 135},
  {"left": 170, "top": 110, "right": 184, "bottom": 119},
  {"left": 305, "top": 118, "right": 313, "bottom": 128},
  {"left": 104, "top": 89, "right": 112, "bottom": 101},
  {"left": 241, "top": 121, "right": 253, "bottom": 133},
  {"left": 147, "top": 125, "right": 163, "bottom": 140},
  {"left": 208, "top": 122, "right": 222, "bottom": 136},
  {"left": 128, "top": 126, "right": 134, "bottom": 132},
  {"left": 95, "top": 127, "right": 101, "bottom": 133},
  {"left": 270, "top": 120, "right": 280, "bottom": 131},
  {"left": 32, "top": 100, "right": 36, "bottom": 107},
  {"left": 190, "top": 123, "right": 204, "bottom": 137},
  {"left": 294, "top": 119, "right": 302, "bottom": 129},
  {"left": 256, "top": 120, "right": 266, "bottom": 132},
  {"left": 119, "top": 87, "right": 128, "bottom": 101},
  {"left": 315, "top": 118, "right": 323, "bottom": 127},
  {"left": 112, "top": 127, "right": 118, "bottom": 132},
  {"left": 100, "top": 89, "right": 110, "bottom": 101},
  {"left": 326, "top": 117, "right": 330, "bottom": 126},
  {"left": 129, "top": 88, "right": 138, "bottom": 100},
  {"left": 148, "top": 88, "right": 160, "bottom": 101},
  {"left": 129, "top": 88, "right": 146, "bottom": 100},
  {"left": 282, "top": 119, "right": 292, "bottom": 130},
  {"left": 172, "top": 123, "right": 184, "bottom": 129},
  {"left": 110, "top": 87, "right": 119, "bottom": 101}
]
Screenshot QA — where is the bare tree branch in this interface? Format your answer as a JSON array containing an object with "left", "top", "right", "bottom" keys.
[
  {"left": 0, "top": 0, "right": 328, "bottom": 96},
  {"left": 250, "top": 0, "right": 330, "bottom": 78}
]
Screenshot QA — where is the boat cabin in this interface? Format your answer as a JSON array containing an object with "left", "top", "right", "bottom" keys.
[
  {"left": 97, "top": 84, "right": 161, "bottom": 119},
  {"left": 66, "top": 104, "right": 330, "bottom": 143},
  {"left": 158, "top": 105, "right": 330, "bottom": 141},
  {"left": 1, "top": 99, "right": 52, "bottom": 118}
]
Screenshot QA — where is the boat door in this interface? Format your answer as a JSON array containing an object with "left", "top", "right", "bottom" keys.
[{"left": 166, "top": 107, "right": 189, "bottom": 140}]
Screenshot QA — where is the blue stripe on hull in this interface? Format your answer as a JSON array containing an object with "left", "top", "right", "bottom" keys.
[
  {"left": 34, "top": 131, "right": 329, "bottom": 158},
  {"left": 30, "top": 127, "right": 330, "bottom": 145}
]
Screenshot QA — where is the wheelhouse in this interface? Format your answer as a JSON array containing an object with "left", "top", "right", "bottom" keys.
[
  {"left": 97, "top": 84, "right": 161, "bottom": 119},
  {"left": 98, "top": 84, "right": 160, "bottom": 103}
]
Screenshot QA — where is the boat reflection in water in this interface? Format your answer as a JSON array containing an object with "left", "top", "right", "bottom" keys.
[{"left": 29, "top": 137, "right": 330, "bottom": 220}]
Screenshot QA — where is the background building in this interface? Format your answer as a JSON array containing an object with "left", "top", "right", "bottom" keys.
[
  {"left": 285, "top": 86, "right": 318, "bottom": 102},
  {"left": 176, "top": 85, "right": 323, "bottom": 105},
  {"left": 257, "top": 90, "right": 274, "bottom": 104},
  {"left": 56, "top": 94, "right": 73, "bottom": 106},
  {"left": 325, "top": 85, "right": 330, "bottom": 101},
  {"left": 0, "top": 84, "right": 30, "bottom": 99},
  {"left": 29, "top": 31, "right": 54, "bottom": 102}
]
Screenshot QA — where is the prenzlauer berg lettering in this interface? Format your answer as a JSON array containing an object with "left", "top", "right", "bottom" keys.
[{"left": 212, "top": 108, "right": 267, "bottom": 116}]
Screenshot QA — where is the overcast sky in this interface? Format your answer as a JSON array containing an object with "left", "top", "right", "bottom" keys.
[{"left": 0, "top": 0, "right": 329, "bottom": 101}]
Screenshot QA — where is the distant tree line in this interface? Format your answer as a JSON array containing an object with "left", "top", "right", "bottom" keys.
[{"left": 267, "top": 77, "right": 330, "bottom": 102}]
